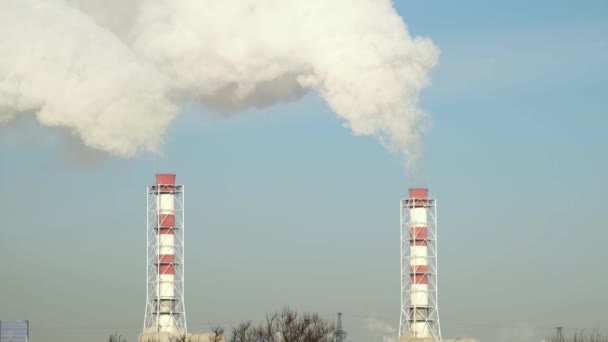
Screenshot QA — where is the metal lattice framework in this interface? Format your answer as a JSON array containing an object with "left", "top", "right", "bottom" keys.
[
  {"left": 399, "top": 194, "right": 441, "bottom": 341},
  {"left": 336, "top": 312, "right": 345, "bottom": 342},
  {"left": 144, "top": 182, "right": 187, "bottom": 336}
]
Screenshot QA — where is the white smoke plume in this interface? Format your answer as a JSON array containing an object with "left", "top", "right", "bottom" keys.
[
  {"left": 0, "top": 0, "right": 439, "bottom": 164},
  {"left": 0, "top": 0, "right": 175, "bottom": 157},
  {"left": 367, "top": 314, "right": 398, "bottom": 342}
]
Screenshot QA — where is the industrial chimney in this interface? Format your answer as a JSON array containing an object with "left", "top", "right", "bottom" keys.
[
  {"left": 143, "top": 174, "right": 187, "bottom": 337},
  {"left": 399, "top": 188, "right": 441, "bottom": 341}
]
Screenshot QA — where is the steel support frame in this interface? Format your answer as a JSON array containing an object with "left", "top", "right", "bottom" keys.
[
  {"left": 144, "top": 184, "right": 187, "bottom": 335},
  {"left": 399, "top": 198, "right": 441, "bottom": 341}
]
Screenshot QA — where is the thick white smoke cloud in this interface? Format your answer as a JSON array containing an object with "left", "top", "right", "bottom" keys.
[
  {"left": 0, "top": 0, "right": 439, "bottom": 164},
  {"left": 0, "top": 0, "right": 175, "bottom": 156}
]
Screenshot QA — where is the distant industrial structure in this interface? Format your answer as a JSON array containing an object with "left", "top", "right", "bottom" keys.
[
  {"left": 139, "top": 174, "right": 223, "bottom": 342},
  {"left": 0, "top": 320, "right": 29, "bottom": 342},
  {"left": 132, "top": 176, "right": 473, "bottom": 342},
  {"left": 399, "top": 189, "right": 478, "bottom": 342},
  {"left": 143, "top": 174, "right": 187, "bottom": 336},
  {"left": 400, "top": 188, "right": 441, "bottom": 341}
]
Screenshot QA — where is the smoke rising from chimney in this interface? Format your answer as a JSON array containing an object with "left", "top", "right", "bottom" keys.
[{"left": 0, "top": 0, "right": 439, "bottom": 165}]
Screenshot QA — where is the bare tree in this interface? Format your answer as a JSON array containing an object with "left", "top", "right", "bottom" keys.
[
  {"left": 210, "top": 326, "right": 225, "bottom": 342},
  {"left": 231, "top": 321, "right": 258, "bottom": 342},
  {"left": 546, "top": 330, "right": 608, "bottom": 342},
  {"left": 229, "top": 308, "right": 342, "bottom": 342},
  {"left": 171, "top": 326, "right": 225, "bottom": 342},
  {"left": 109, "top": 332, "right": 127, "bottom": 342},
  {"left": 174, "top": 334, "right": 188, "bottom": 342}
]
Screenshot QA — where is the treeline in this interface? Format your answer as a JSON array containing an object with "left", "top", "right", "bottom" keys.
[
  {"left": 546, "top": 331, "right": 608, "bottom": 342},
  {"left": 110, "top": 308, "right": 345, "bottom": 342}
]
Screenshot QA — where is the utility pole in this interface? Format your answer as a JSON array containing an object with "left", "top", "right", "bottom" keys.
[
  {"left": 336, "top": 312, "right": 346, "bottom": 342},
  {"left": 555, "top": 327, "right": 565, "bottom": 342}
]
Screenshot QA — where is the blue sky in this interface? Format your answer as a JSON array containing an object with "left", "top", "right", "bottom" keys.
[{"left": 1, "top": 1, "right": 607, "bottom": 342}]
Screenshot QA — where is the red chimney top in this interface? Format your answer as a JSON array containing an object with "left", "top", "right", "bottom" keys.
[{"left": 408, "top": 188, "right": 428, "bottom": 199}]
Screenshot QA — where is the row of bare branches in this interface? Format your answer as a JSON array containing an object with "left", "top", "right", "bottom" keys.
[
  {"left": 546, "top": 330, "right": 608, "bottom": 342},
  {"left": 111, "top": 308, "right": 343, "bottom": 342},
  {"left": 231, "top": 308, "right": 341, "bottom": 342},
  {"left": 109, "top": 333, "right": 127, "bottom": 342}
]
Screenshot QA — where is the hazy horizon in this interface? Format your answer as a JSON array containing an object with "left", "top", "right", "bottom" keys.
[{"left": 1, "top": 1, "right": 607, "bottom": 342}]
